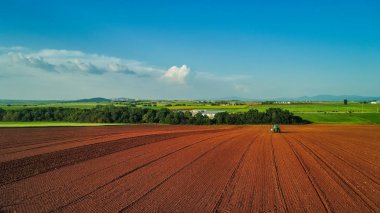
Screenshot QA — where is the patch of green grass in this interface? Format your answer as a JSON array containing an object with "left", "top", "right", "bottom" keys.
[
  {"left": 0, "top": 122, "right": 127, "bottom": 127},
  {"left": 295, "top": 113, "right": 380, "bottom": 124},
  {"left": 247, "top": 103, "right": 378, "bottom": 113},
  {"left": 353, "top": 113, "right": 380, "bottom": 124},
  {"left": 167, "top": 105, "right": 249, "bottom": 112}
]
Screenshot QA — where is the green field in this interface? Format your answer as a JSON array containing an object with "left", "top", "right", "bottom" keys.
[
  {"left": 167, "top": 105, "right": 249, "bottom": 112},
  {"left": 0, "top": 122, "right": 127, "bottom": 127},
  {"left": 295, "top": 113, "right": 380, "bottom": 124}
]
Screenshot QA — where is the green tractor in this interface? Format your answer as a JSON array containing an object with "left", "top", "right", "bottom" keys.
[{"left": 271, "top": 124, "right": 281, "bottom": 133}]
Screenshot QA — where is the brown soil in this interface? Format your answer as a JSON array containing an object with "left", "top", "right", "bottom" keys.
[{"left": 0, "top": 124, "right": 379, "bottom": 212}]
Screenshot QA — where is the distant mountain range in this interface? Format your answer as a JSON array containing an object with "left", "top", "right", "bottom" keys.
[
  {"left": 69, "top": 97, "right": 111, "bottom": 103},
  {"left": 0, "top": 97, "right": 112, "bottom": 105}
]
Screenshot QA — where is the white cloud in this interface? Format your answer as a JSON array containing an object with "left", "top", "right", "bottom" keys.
[
  {"left": 161, "top": 65, "right": 190, "bottom": 84},
  {"left": 3, "top": 48, "right": 164, "bottom": 76},
  {"left": 9, "top": 52, "right": 56, "bottom": 72},
  {"left": 0, "top": 46, "right": 257, "bottom": 99}
]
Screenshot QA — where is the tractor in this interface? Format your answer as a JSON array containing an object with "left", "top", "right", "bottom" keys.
[{"left": 271, "top": 124, "right": 281, "bottom": 133}]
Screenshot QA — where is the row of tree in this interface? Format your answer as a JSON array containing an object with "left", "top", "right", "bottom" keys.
[{"left": 0, "top": 106, "right": 308, "bottom": 125}]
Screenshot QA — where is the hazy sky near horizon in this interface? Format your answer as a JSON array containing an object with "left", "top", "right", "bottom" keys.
[{"left": 1, "top": 0, "right": 379, "bottom": 100}]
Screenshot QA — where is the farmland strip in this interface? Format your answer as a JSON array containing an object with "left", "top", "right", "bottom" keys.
[
  {"left": 1, "top": 133, "right": 124, "bottom": 155},
  {"left": 1, "top": 131, "right": 229, "bottom": 209},
  {"left": 53, "top": 134, "right": 231, "bottom": 212},
  {"left": 294, "top": 133, "right": 380, "bottom": 189},
  {"left": 61, "top": 131, "right": 247, "bottom": 212},
  {"left": 0, "top": 126, "right": 229, "bottom": 158},
  {"left": 289, "top": 135, "right": 379, "bottom": 211},
  {"left": 281, "top": 134, "right": 332, "bottom": 212},
  {"left": 1, "top": 130, "right": 241, "bottom": 212},
  {"left": 295, "top": 133, "right": 380, "bottom": 184},
  {"left": 0, "top": 126, "right": 163, "bottom": 148},
  {"left": 270, "top": 133, "right": 289, "bottom": 213},
  {"left": 283, "top": 134, "right": 374, "bottom": 212},
  {"left": 117, "top": 134, "right": 243, "bottom": 212},
  {"left": 212, "top": 132, "right": 262, "bottom": 212},
  {"left": 1, "top": 125, "right": 379, "bottom": 212},
  {"left": 215, "top": 131, "right": 288, "bottom": 212},
  {"left": 271, "top": 134, "right": 327, "bottom": 212},
  {"left": 122, "top": 130, "right": 259, "bottom": 212},
  {"left": 0, "top": 129, "right": 225, "bottom": 186}
]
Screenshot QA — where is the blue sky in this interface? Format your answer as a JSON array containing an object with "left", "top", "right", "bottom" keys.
[{"left": 0, "top": 0, "right": 379, "bottom": 99}]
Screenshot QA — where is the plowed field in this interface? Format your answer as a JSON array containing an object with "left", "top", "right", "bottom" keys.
[{"left": 0, "top": 124, "right": 379, "bottom": 212}]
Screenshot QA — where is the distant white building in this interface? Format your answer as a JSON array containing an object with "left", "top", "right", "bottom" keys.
[
  {"left": 370, "top": 101, "right": 380, "bottom": 104},
  {"left": 274, "top": 101, "right": 291, "bottom": 104},
  {"left": 190, "top": 110, "right": 225, "bottom": 118},
  {"left": 202, "top": 110, "right": 225, "bottom": 119}
]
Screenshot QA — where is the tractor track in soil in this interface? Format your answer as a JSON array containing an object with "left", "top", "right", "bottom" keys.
[
  {"left": 121, "top": 129, "right": 257, "bottom": 212},
  {"left": 6, "top": 131, "right": 234, "bottom": 207},
  {"left": 212, "top": 132, "right": 263, "bottom": 213},
  {"left": 2, "top": 129, "right": 244, "bottom": 212},
  {"left": 287, "top": 134, "right": 378, "bottom": 212},
  {"left": 270, "top": 133, "right": 289, "bottom": 213},
  {"left": 292, "top": 133, "right": 380, "bottom": 190},
  {"left": 118, "top": 133, "right": 243, "bottom": 212},
  {"left": 53, "top": 132, "right": 239, "bottom": 212},
  {"left": 292, "top": 134, "right": 380, "bottom": 185},
  {"left": 307, "top": 134, "right": 380, "bottom": 169},
  {"left": 281, "top": 134, "right": 332, "bottom": 213}
]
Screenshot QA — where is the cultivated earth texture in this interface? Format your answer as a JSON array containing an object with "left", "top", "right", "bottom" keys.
[{"left": 0, "top": 124, "right": 379, "bottom": 212}]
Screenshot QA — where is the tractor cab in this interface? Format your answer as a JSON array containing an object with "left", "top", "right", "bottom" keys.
[{"left": 271, "top": 124, "right": 281, "bottom": 133}]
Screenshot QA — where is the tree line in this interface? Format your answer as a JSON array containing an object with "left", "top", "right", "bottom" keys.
[{"left": 0, "top": 106, "right": 308, "bottom": 125}]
